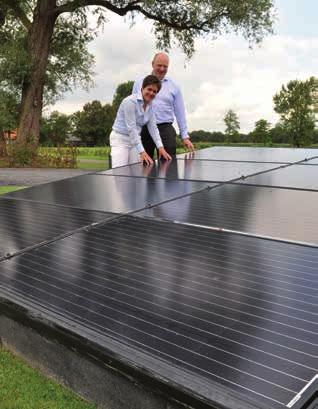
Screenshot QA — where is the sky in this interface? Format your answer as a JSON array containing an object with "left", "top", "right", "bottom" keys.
[{"left": 50, "top": 0, "right": 318, "bottom": 133}]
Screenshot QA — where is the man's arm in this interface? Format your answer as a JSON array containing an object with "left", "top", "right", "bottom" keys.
[{"left": 173, "top": 87, "right": 194, "bottom": 151}]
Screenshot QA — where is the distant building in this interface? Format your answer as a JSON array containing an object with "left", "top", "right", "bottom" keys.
[{"left": 3, "top": 129, "right": 17, "bottom": 141}]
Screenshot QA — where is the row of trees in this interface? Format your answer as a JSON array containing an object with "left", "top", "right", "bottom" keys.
[
  {"left": 221, "top": 77, "right": 318, "bottom": 146},
  {"left": 38, "top": 76, "right": 318, "bottom": 147},
  {"left": 0, "top": 0, "right": 275, "bottom": 154},
  {"left": 40, "top": 81, "right": 133, "bottom": 146}
]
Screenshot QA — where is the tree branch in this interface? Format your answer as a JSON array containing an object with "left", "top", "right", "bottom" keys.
[
  {"left": 53, "top": 0, "right": 221, "bottom": 32},
  {"left": 2, "top": 0, "right": 31, "bottom": 30}
]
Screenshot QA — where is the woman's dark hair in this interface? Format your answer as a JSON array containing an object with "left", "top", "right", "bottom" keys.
[{"left": 142, "top": 75, "right": 161, "bottom": 92}]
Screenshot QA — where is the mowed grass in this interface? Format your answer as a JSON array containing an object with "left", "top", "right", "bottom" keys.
[
  {"left": 0, "top": 349, "right": 97, "bottom": 409},
  {"left": 0, "top": 186, "right": 26, "bottom": 195}
]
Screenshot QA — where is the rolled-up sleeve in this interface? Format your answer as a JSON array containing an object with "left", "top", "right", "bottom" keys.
[
  {"left": 123, "top": 100, "right": 144, "bottom": 153},
  {"left": 147, "top": 111, "right": 163, "bottom": 149},
  {"left": 173, "top": 87, "right": 188, "bottom": 139}
]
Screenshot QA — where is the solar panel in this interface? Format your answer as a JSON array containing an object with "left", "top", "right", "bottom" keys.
[
  {"left": 0, "top": 216, "right": 316, "bottom": 409},
  {"left": 137, "top": 183, "right": 318, "bottom": 245},
  {"left": 0, "top": 198, "right": 113, "bottom": 259},
  {"left": 305, "top": 158, "right": 318, "bottom": 165},
  {"left": 237, "top": 164, "right": 318, "bottom": 191},
  {"left": 101, "top": 159, "right": 280, "bottom": 183},
  {"left": 1, "top": 146, "right": 317, "bottom": 409},
  {"left": 177, "top": 147, "right": 318, "bottom": 163},
  {"left": 5, "top": 174, "right": 208, "bottom": 213}
]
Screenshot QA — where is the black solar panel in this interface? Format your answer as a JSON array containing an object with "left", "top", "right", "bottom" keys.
[
  {"left": 0, "top": 216, "right": 316, "bottom": 409},
  {"left": 177, "top": 147, "right": 318, "bottom": 163},
  {"left": 0, "top": 198, "right": 113, "bottom": 259},
  {"left": 102, "top": 159, "right": 280, "bottom": 182},
  {"left": 1, "top": 146, "right": 317, "bottom": 409},
  {"left": 137, "top": 183, "right": 318, "bottom": 245},
  {"left": 5, "top": 174, "right": 208, "bottom": 213},
  {"left": 238, "top": 164, "right": 318, "bottom": 191}
]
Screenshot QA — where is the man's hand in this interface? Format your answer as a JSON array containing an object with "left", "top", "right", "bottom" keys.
[
  {"left": 140, "top": 151, "right": 153, "bottom": 166},
  {"left": 158, "top": 147, "right": 172, "bottom": 161},
  {"left": 183, "top": 138, "right": 194, "bottom": 152}
]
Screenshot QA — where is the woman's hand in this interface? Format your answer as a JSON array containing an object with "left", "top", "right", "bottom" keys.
[
  {"left": 158, "top": 147, "right": 172, "bottom": 161},
  {"left": 140, "top": 151, "right": 153, "bottom": 166}
]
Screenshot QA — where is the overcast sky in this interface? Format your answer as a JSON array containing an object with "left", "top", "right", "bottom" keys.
[{"left": 50, "top": 0, "right": 318, "bottom": 133}]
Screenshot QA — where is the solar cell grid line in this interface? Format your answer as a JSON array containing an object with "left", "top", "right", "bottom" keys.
[
  {"left": 33, "top": 226, "right": 318, "bottom": 315},
  {"left": 0, "top": 288, "right": 285, "bottom": 409},
  {"left": 135, "top": 184, "right": 318, "bottom": 246},
  {"left": 1, "top": 216, "right": 317, "bottom": 409},
  {"left": 13, "top": 247, "right": 318, "bottom": 364},
  {"left": 0, "top": 198, "right": 116, "bottom": 260},
  {"left": 30, "top": 239, "right": 317, "bottom": 308},
  {"left": 0, "top": 264, "right": 307, "bottom": 407},
  {"left": 1, "top": 256, "right": 313, "bottom": 385},
  {"left": 12, "top": 246, "right": 317, "bottom": 337},
  {"left": 15, "top": 248, "right": 318, "bottom": 372}
]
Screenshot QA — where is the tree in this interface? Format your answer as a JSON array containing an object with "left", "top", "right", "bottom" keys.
[
  {"left": 0, "top": 0, "right": 275, "bottom": 151},
  {"left": 112, "top": 81, "right": 134, "bottom": 111},
  {"left": 40, "top": 111, "right": 71, "bottom": 145},
  {"left": 273, "top": 77, "right": 318, "bottom": 147},
  {"left": 0, "top": 4, "right": 95, "bottom": 149},
  {"left": 72, "top": 100, "right": 113, "bottom": 146},
  {"left": 224, "top": 109, "right": 240, "bottom": 143},
  {"left": 251, "top": 119, "right": 272, "bottom": 144}
]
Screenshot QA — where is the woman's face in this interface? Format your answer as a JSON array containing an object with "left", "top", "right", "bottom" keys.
[{"left": 141, "top": 84, "right": 159, "bottom": 103}]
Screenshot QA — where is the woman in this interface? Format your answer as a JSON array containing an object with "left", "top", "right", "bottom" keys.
[{"left": 110, "top": 75, "right": 171, "bottom": 168}]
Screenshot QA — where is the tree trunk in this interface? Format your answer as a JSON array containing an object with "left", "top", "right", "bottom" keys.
[{"left": 17, "top": 0, "right": 57, "bottom": 149}]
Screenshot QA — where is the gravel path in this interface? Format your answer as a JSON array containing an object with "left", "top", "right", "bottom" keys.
[{"left": 0, "top": 168, "right": 94, "bottom": 186}]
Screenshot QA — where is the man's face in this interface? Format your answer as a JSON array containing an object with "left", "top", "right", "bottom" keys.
[{"left": 152, "top": 55, "right": 169, "bottom": 80}]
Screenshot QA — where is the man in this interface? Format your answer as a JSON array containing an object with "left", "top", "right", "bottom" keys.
[{"left": 132, "top": 52, "right": 194, "bottom": 158}]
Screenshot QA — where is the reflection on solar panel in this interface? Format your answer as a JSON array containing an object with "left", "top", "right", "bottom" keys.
[
  {"left": 101, "top": 158, "right": 280, "bottom": 182},
  {"left": 237, "top": 164, "right": 318, "bottom": 191},
  {"left": 0, "top": 146, "right": 317, "bottom": 409},
  {"left": 178, "top": 146, "right": 318, "bottom": 163},
  {"left": 137, "top": 184, "right": 318, "bottom": 245},
  {"left": 0, "top": 198, "right": 113, "bottom": 259},
  {"left": 6, "top": 174, "right": 208, "bottom": 213}
]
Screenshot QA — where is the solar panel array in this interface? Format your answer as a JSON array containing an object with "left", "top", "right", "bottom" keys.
[{"left": 1, "top": 146, "right": 318, "bottom": 409}]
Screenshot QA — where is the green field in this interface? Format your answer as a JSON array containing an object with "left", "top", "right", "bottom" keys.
[
  {"left": 0, "top": 349, "right": 96, "bottom": 409},
  {"left": 0, "top": 186, "right": 26, "bottom": 195}
]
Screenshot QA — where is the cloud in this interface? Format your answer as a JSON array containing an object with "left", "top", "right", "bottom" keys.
[{"left": 51, "top": 14, "right": 318, "bottom": 133}]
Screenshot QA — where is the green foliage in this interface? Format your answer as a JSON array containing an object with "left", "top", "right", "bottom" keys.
[
  {"left": 112, "top": 81, "right": 134, "bottom": 111},
  {"left": 7, "top": 142, "right": 37, "bottom": 166},
  {"left": 72, "top": 101, "right": 114, "bottom": 146},
  {"left": 75, "top": 146, "right": 110, "bottom": 157},
  {"left": 1, "top": 0, "right": 275, "bottom": 148},
  {"left": 0, "top": 2, "right": 96, "bottom": 108},
  {"left": 273, "top": 77, "right": 318, "bottom": 147},
  {"left": 40, "top": 111, "right": 71, "bottom": 146},
  {"left": 189, "top": 130, "right": 225, "bottom": 143},
  {"left": 0, "top": 185, "right": 26, "bottom": 195},
  {"left": 224, "top": 109, "right": 240, "bottom": 143},
  {"left": 251, "top": 119, "right": 272, "bottom": 145},
  {"left": 6, "top": 144, "right": 77, "bottom": 168}
]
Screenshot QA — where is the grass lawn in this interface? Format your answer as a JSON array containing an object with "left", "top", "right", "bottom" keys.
[
  {"left": 0, "top": 186, "right": 26, "bottom": 195},
  {"left": 0, "top": 349, "right": 96, "bottom": 409},
  {"left": 77, "top": 158, "right": 108, "bottom": 171}
]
